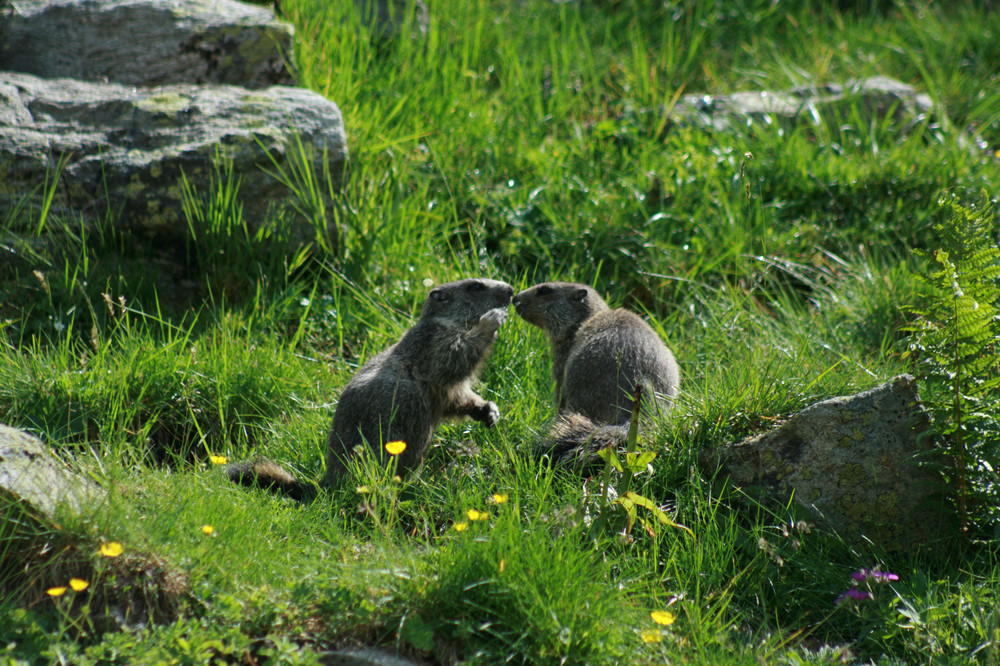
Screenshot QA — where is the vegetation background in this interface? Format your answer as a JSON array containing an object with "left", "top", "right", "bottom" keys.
[{"left": 2, "top": 0, "right": 1000, "bottom": 663}]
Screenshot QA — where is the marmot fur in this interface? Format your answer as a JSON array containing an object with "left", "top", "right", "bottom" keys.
[
  {"left": 512, "top": 282, "right": 679, "bottom": 470},
  {"left": 229, "top": 278, "right": 514, "bottom": 497}
]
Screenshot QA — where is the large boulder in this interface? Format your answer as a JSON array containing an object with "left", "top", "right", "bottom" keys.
[
  {"left": 0, "top": 72, "right": 347, "bottom": 240},
  {"left": 704, "top": 375, "right": 953, "bottom": 552},
  {"left": 0, "top": 0, "right": 295, "bottom": 88}
]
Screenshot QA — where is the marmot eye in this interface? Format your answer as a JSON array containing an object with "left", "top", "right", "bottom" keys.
[
  {"left": 468, "top": 282, "right": 485, "bottom": 291},
  {"left": 536, "top": 285, "right": 553, "bottom": 296}
]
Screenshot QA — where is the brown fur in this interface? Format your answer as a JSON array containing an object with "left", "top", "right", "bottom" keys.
[
  {"left": 226, "top": 459, "right": 317, "bottom": 501},
  {"left": 513, "top": 282, "right": 680, "bottom": 469},
  {"left": 228, "top": 278, "right": 513, "bottom": 497}
]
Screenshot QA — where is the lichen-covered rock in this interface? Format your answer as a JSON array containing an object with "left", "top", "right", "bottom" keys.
[
  {"left": 670, "top": 76, "right": 934, "bottom": 134},
  {"left": 0, "top": 72, "right": 347, "bottom": 240},
  {"left": 0, "top": 0, "right": 295, "bottom": 88},
  {"left": 704, "top": 375, "right": 953, "bottom": 552},
  {"left": 0, "top": 423, "right": 105, "bottom": 518}
]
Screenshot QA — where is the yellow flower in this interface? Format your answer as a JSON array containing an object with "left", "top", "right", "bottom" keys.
[
  {"left": 356, "top": 485, "right": 370, "bottom": 494},
  {"left": 69, "top": 578, "right": 89, "bottom": 592},
  {"left": 201, "top": 525, "right": 215, "bottom": 536},
  {"left": 209, "top": 455, "right": 228, "bottom": 465},
  {"left": 641, "top": 630, "right": 662, "bottom": 644},
  {"left": 385, "top": 441, "right": 406, "bottom": 456},
  {"left": 491, "top": 493, "right": 509, "bottom": 504},
  {"left": 651, "top": 610, "right": 676, "bottom": 626},
  {"left": 453, "top": 522, "right": 469, "bottom": 532},
  {"left": 100, "top": 542, "right": 124, "bottom": 558},
  {"left": 46, "top": 586, "right": 68, "bottom": 597}
]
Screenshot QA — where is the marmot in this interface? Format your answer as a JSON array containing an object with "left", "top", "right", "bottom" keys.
[
  {"left": 512, "top": 282, "right": 679, "bottom": 469},
  {"left": 229, "top": 278, "right": 514, "bottom": 498}
]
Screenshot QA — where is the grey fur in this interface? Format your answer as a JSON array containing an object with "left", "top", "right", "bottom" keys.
[
  {"left": 513, "top": 282, "right": 679, "bottom": 469},
  {"left": 544, "top": 412, "right": 629, "bottom": 474},
  {"left": 323, "top": 278, "right": 513, "bottom": 482},
  {"left": 229, "top": 278, "right": 513, "bottom": 497}
]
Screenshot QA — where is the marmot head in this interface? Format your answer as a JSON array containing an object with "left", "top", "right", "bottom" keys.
[
  {"left": 513, "top": 282, "right": 609, "bottom": 339},
  {"left": 421, "top": 278, "right": 514, "bottom": 327}
]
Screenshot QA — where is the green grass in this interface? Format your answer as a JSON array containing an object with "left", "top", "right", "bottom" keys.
[{"left": 2, "top": 0, "right": 1000, "bottom": 663}]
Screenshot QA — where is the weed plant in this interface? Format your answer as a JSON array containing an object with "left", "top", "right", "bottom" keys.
[
  {"left": 906, "top": 192, "right": 1000, "bottom": 540},
  {"left": 2, "top": 0, "right": 1000, "bottom": 663}
]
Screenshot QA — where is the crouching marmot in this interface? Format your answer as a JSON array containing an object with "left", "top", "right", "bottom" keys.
[
  {"left": 512, "top": 282, "right": 679, "bottom": 470},
  {"left": 228, "top": 278, "right": 514, "bottom": 498}
]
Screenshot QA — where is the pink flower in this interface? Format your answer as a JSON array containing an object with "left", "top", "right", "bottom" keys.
[
  {"left": 836, "top": 588, "right": 873, "bottom": 605},
  {"left": 851, "top": 569, "right": 899, "bottom": 583}
]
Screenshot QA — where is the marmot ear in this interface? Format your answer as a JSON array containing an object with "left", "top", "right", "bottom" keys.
[{"left": 572, "top": 288, "right": 589, "bottom": 302}]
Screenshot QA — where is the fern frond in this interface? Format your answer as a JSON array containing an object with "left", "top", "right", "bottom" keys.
[{"left": 906, "top": 190, "right": 1000, "bottom": 540}]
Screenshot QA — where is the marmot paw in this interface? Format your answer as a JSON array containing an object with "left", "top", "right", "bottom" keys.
[
  {"left": 475, "top": 400, "right": 500, "bottom": 427},
  {"left": 477, "top": 307, "right": 508, "bottom": 333}
]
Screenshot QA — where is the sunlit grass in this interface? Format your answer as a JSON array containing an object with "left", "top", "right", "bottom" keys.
[{"left": 2, "top": 0, "right": 1000, "bottom": 663}]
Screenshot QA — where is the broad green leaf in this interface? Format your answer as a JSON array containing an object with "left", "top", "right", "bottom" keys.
[
  {"left": 625, "top": 451, "right": 657, "bottom": 473},
  {"left": 596, "top": 447, "right": 624, "bottom": 472}
]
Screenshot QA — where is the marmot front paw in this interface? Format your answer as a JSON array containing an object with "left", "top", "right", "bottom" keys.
[
  {"left": 478, "top": 307, "right": 508, "bottom": 334},
  {"left": 474, "top": 400, "right": 501, "bottom": 427}
]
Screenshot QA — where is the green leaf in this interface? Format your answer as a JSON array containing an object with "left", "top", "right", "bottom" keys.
[
  {"left": 625, "top": 451, "right": 657, "bottom": 474},
  {"left": 613, "top": 495, "right": 639, "bottom": 533},
  {"left": 623, "top": 491, "right": 695, "bottom": 538},
  {"left": 596, "top": 447, "right": 624, "bottom": 472}
]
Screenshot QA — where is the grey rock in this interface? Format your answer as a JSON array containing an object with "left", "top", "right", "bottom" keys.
[
  {"left": 325, "top": 646, "right": 426, "bottom": 666},
  {"left": 0, "top": 423, "right": 106, "bottom": 518},
  {"left": 0, "top": 0, "right": 295, "bottom": 89},
  {"left": 0, "top": 72, "right": 347, "bottom": 239},
  {"left": 670, "top": 76, "right": 934, "bottom": 134},
  {"left": 704, "top": 375, "right": 953, "bottom": 552}
]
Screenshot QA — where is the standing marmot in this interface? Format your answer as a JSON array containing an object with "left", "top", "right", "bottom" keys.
[
  {"left": 229, "top": 278, "right": 514, "bottom": 498},
  {"left": 512, "top": 282, "right": 679, "bottom": 468}
]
